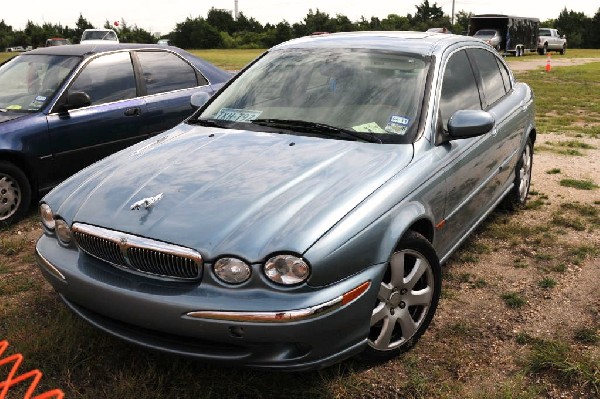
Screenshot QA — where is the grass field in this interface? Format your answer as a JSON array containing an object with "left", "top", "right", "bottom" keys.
[{"left": 0, "top": 49, "right": 599, "bottom": 398}]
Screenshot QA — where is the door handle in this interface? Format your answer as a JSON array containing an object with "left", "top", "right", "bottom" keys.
[{"left": 124, "top": 107, "right": 141, "bottom": 116}]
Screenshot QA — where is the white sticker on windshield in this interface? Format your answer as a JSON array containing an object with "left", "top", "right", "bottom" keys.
[
  {"left": 215, "top": 108, "right": 262, "bottom": 122},
  {"left": 385, "top": 115, "right": 410, "bottom": 135}
]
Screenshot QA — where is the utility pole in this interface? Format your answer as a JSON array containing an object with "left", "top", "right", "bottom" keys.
[{"left": 451, "top": 0, "right": 455, "bottom": 25}]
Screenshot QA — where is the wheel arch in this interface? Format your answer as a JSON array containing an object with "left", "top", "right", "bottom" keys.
[{"left": 0, "top": 151, "right": 38, "bottom": 195}]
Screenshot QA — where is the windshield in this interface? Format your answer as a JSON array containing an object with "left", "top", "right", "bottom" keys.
[
  {"left": 197, "top": 48, "right": 429, "bottom": 143},
  {"left": 0, "top": 54, "right": 80, "bottom": 112},
  {"left": 82, "top": 30, "right": 118, "bottom": 41},
  {"left": 539, "top": 29, "right": 551, "bottom": 36},
  {"left": 47, "top": 39, "right": 70, "bottom": 46},
  {"left": 474, "top": 30, "right": 497, "bottom": 37}
]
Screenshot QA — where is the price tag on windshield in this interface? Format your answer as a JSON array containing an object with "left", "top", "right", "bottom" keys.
[{"left": 215, "top": 108, "right": 262, "bottom": 122}]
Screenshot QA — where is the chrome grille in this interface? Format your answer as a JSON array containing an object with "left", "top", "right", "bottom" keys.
[{"left": 72, "top": 223, "right": 202, "bottom": 280}]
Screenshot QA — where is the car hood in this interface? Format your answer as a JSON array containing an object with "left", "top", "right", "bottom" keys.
[
  {"left": 0, "top": 112, "right": 28, "bottom": 123},
  {"left": 51, "top": 124, "right": 413, "bottom": 262}
]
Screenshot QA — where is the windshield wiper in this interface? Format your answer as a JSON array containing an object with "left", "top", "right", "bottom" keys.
[
  {"left": 250, "top": 119, "right": 382, "bottom": 143},
  {"left": 188, "top": 118, "right": 233, "bottom": 128}
]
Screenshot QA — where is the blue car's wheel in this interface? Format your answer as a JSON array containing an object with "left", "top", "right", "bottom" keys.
[
  {"left": 502, "top": 137, "right": 533, "bottom": 210},
  {"left": 364, "top": 231, "right": 441, "bottom": 360},
  {"left": 0, "top": 161, "right": 31, "bottom": 226}
]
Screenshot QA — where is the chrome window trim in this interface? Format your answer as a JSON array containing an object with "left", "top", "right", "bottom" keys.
[{"left": 47, "top": 48, "right": 210, "bottom": 116}]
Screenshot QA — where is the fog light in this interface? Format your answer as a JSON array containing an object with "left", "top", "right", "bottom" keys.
[
  {"left": 264, "top": 255, "right": 310, "bottom": 285},
  {"left": 40, "top": 203, "right": 55, "bottom": 230},
  {"left": 214, "top": 257, "right": 251, "bottom": 284},
  {"left": 55, "top": 219, "right": 72, "bottom": 245}
]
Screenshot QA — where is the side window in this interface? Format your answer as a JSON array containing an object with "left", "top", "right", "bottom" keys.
[
  {"left": 70, "top": 52, "right": 136, "bottom": 106},
  {"left": 440, "top": 49, "right": 481, "bottom": 130},
  {"left": 136, "top": 51, "right": 202, "bottom": 95},
  {"left": 468, "top": 48, "right": 507, "bottom": 107},
  {"left": 496, "top": 57, "right": 512, "bottom": 92}
]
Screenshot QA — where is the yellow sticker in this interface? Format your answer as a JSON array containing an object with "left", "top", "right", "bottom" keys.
[
  {"left": 6, "top": 105, "right": 22, "bottom": 110},
  {"left": 352, "top": 122, "right": 387, "bottom": 133}
]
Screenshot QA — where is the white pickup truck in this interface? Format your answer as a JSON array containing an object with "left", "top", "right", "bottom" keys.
[{"left": 538, "top": 28, "right": 567, "bottom": 55}]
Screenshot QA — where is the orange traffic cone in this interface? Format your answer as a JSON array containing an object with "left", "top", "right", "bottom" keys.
[{"left": 545, "top": 53, "right": 552, "bottom": 72}]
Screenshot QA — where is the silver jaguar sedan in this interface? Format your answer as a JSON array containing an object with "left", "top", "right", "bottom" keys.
[{"left": 36, "top": 31, "right": 535, "bottom": 370}]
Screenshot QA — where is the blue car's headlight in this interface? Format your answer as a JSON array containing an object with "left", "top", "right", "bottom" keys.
[
  {"left": 264, "top": 255, "right": 310, "bottom": 285},
  {"left": 55, "top": 219, "right": 73, "bottom": 246},
  {"left": 40, "top": 203, "right": 55, "bottom": 231},
  {"left": 214, "top": 257, "right": 252, "bottom": 284}
]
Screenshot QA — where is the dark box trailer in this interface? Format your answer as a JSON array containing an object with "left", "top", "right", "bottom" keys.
[{"left": 468, "top": 14, "right": 539, "bottom": 56}]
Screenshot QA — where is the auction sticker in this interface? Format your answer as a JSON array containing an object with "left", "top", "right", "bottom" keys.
[
  {"left": 215, "top": 108, "right": 262, "bottom": 122},
  {"left": 352, "top": 122, "right": 387, "bottom": 133},
  {"left": 385, "top": 115, "right": 410, "bottom": 135}
]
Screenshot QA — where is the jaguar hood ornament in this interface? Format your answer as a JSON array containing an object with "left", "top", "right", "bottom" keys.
[{"left": 130, "top": 193, "right": 164, "bottom": 210}]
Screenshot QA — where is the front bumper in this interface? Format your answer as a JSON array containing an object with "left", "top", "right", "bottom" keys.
[{"left": 36, "top": 235, "right": 386, "bottom": 370}]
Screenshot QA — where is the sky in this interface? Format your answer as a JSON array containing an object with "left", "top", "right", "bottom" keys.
[{"left": 2, "top": 1, "right": 597, "bottom": 36}]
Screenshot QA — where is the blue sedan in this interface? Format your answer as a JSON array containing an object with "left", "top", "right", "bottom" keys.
[
  {"left": 36, "top": 32, "right": 535, "bottom": 370},
  {"left": 0, "top": 44, "right": 231, "bottom": 224}
]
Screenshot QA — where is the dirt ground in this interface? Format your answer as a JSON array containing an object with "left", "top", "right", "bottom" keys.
[{"left": 508, "top": 56, "right": 600, "bottom": 71}]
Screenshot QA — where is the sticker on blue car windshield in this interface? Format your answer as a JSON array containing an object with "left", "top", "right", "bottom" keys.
[
  {"left": 352, "top": 122, "right": 387, "bottom": 133},
  {"left": 385, "top": 115, "right": 411, "bottom": 135},
  {"left": 29, "top": 95, "right": 47, "bottom": 109},
  {"left": 215, "top": 108, "right": 262, "bottom": 122}
]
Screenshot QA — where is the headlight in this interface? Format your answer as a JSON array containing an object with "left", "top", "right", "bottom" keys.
[
  {"left": 55, "top": 219, "right": 72, "bottom": 245},
  {"left": 213, "top": 257, "right": 251, "bottom": 284},
  {"left": 264, "top": 255, "right": 310, "bottom": 285},
  {"left": 40, "top": 203, "right": 55, "bottom": 230}
]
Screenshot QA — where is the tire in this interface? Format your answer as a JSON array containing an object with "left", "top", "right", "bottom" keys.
[
  {"left": 363, "top": 231, "right": 441, "bottom": 361},
  {"left": 0, "top": 161, "right": 31, "bottom": 226},
  {"left": 560, "top": 45, "right": 566, "bottom": 55},
  {"left": 502, "top": 137, "right": 533, "bottom": 211},
  {"left": 539, "top": 44, "right": 547, "bottom": 55}
]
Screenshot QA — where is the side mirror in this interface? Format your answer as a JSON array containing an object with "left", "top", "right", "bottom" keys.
[
  {"left": 190, "top": 92, "right": 210, "bottom": 108},
  {"left": 447, "top": 110, "right": 495, "bottom": 139},
  {"left": 64, "top": 91, "right": 91, "bottom": 110}
]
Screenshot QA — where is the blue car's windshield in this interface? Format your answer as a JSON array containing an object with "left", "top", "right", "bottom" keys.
[
  {"left": 197, "top": 48, "right": 430, "bottom": 143},
  {"left": 0, "top": 54, "right": 80, "bottom": 112}
]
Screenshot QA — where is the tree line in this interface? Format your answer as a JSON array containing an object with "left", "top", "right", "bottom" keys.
[{"left": 2, "top": 1, "right": 600, "bottom": 50}]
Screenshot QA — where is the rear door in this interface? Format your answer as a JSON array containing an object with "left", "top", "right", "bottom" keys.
[
  {"left": 133, "top": 50, "right": 214, "bottom": 136},
  {"left": 46, "top": 51, "right": 147, "bottom": 185},
  {"left": 434, "top": 48, "right": 499, "bottom": 256},
  {"left": 467, "top": 48, "right": 523, "bottom": 197}
]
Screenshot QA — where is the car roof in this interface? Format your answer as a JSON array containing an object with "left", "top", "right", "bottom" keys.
[
  {"left": 273, "top": 31, "right": 480, "bottom": 55},
  {"left": 25, "top": 43, "right": 171, "bottom": 56},
  {"left": 20, "top": 43, "right": 232, "bottom": 85}
]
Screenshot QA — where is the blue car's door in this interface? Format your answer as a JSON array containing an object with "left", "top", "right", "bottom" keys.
[
  {"left": 434, "top": 49, "right": 505, "bottom": 257},
  {"left": 46, "top": 51, "right": 148, "bottom": 185},
  {"left": 134, "top": 50, "right": 214, "bottom": 136}
]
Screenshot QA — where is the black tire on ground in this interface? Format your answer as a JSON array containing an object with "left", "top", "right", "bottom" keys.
[
  {"left": 362, "top": 231, "right": 441, "bottom": 361},
  {"left": 501, "top": 137, "right": 533, "bottom": 211},
  {"left": 538, "top": 44, "right": 547, "bottom": 55},
  {"left": 0, "top": 161, "right": 31, "bottom": 226},
  {"left": 560, "top": 45, "right": 566, "bottom": 55}
]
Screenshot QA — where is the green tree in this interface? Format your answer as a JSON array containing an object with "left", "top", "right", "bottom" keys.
[
  {"left": 589, "top": 9, "right": 600, "bottom": 48},
  {"left": 555, "top": 8, "right": 590, "bottom": 48},
  {"left": 304, "top": 9, "right": 334, "bottom": 33},
  {"left": 453, "top": 10, "right": 472, "bottom": 34},
  {"left": 0, "top": 20, "right": 14, "bottom": 50},
  {"left": 235, "top": 12, "right": 263, "bottom": 33},
  {"left": 381, "top": 14, "right": 410, "bottom": 31},
  {"left": 413, "top": 0, "right": 444, "bottom": 23},
  {"left": 73, "top": 13, "right": 94, "bottom": 43},
  {"left": 207, "top": 8, "right": 236, "bottom": 34}
]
